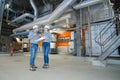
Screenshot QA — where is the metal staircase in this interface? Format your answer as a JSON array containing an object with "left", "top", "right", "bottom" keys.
[{"left": 95, "top": 17, "right": 120, "bottom": 61}]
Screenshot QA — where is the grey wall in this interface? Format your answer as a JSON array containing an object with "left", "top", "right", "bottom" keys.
[{"left": 82, "top": 2, "right": 114, "bottom": 24}]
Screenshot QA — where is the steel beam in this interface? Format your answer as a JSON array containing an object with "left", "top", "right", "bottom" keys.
[
  {"left": 75, "top": 9, "right": 83, "bottom": 56},
  {"left": 0, "top": 0, "right": 5, "bottom": 37},
  {"left": 87, "top": 6, "right": 92, "bottom": 57}
]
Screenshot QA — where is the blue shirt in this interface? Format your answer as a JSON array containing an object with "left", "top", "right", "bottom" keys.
[
  {"left": 28, "top": 30, "right": 39, "bottom": 44},
  {"left": 42, "top": 32, "right": 52, "bottom": 42}
]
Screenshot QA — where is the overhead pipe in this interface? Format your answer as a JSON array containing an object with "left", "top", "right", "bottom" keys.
[
  {"left": 73, "top": 0, "right": 103, "bottom": 9},
  {"left": 33, "top": 14, "right": 50, "bottom": 22},
  {"left": 50, "top": 25, "right": 68, "bottom": 30},
  {"left": 13, "top": 0, "right": 76, "bottom": 33},
  {"left": 35, "top": 9, "right": 71, "bottom": 23},
  {"left": 10, "top": 25, "right": 67, "bottom": 37},
  {"left": 6, "top": 0, "right": 12, "bottom": 21},
  {"left": 9, "top": 0, "right": 38, "bottom": 26},
  {"left": 8, "top": 8, "right": 18, "bottom": 14},
  {"left": 8, "top": 13, "right": 34, "bottom": 25},
  {"left": 13, "top": 0, "right": 104, "bottom": 33},
  {"left": 10, "top": 31, "right": 29, "bottom": 37},
  {"left": 54, "top": 13, "right": 72, "bottom": 23},
  {"left": 30, "top": 0, "right": 38, "bottom": 20}
]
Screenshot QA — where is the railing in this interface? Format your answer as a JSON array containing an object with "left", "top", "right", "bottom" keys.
[
  {"left": 102, "top": 30, "right": 116, "bottom": 46},
  {"left": 95, "top": 18, "right": 117, "bottom": 55},
  {"left": 95, "top": 17, "right": 115, "bottom": 44}
]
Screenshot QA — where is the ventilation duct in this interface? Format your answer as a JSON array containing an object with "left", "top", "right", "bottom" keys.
[
  {"left": 30, "top": 0, "right": 38, "bottom": 20},
  {"left": 13, "top": 0, "right": 104, "bottom": 33},
  {"left": 13, "top": 0, "right": 76, "bottom": 33}
]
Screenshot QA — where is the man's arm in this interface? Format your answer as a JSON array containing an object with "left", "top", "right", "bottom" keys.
[{"left": 28, "top": 31, "right": 34, "bottom": 40}]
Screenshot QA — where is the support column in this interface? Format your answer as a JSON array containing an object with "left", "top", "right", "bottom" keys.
[
  {"left": 73, "top": 30, "right": 77, "bottom": 56},
  {"left": 115, "top": 13, "right": 120, "bottom": 36},
  {"left": 75, "top": 9, "right": 83, "bottom": 56},
  {"left": 87, "top": 6, "right": 92, "bottom": 57},
  {"left": 0, "top": 0, "right": 5, "bottom": 37}
]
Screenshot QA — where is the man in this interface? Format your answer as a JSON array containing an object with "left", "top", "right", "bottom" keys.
[{"left": 28, "top": 25, "right": 39, "bottom": 71}]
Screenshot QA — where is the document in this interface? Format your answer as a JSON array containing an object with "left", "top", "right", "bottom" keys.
[{"left": 35, "top": 36, "right": 46, "bottom": 42}]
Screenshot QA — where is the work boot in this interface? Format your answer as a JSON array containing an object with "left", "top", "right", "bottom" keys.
[
  {"left": 33, "top": 64, "right": 37, "bottom": 68},
  {"left": 29, "top": 67, "right": 36, "bottom": 71},
  {"left": 29, "top": 65, "right": 36, "bottom": 71},
  {"left": 42, "top": 64, "right": 49, "bottom": 69}
]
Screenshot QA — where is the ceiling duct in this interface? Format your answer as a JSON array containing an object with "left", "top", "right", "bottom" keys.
[
  {"left": 10, "top": 25, "right": 67, "bottom": 37},
  {"left": 13, "top": 0, "right": 104, "bottom": 33},
  {"left": 73, "top": 0, "right": 103, "bottom": 9},
  {"left": 8, "top": 13, "right": 34, "bottom": 26},
  {"left": 13, "top": 0, "right": 76, "bottom": 33},
  {"left": 8, "top": 0, "right": 39, "bottom": 27},
  {"left": 30, "top": 0, "right": 38, "bottom": 20}
]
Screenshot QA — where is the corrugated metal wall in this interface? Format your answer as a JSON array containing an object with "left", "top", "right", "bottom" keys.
[{"left": 83, "top": 2, "right": 119, "bottom": 56}]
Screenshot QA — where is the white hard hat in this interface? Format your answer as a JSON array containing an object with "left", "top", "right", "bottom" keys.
[
  {"left": 44, "top": 25, "right": 50, "bottom": 29},
  {"left": 33, "top": 25, "right": 39, "bottom": 29}
]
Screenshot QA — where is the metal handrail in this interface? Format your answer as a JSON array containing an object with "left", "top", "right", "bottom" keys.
[
  {"left": 95, "top": 18, "right": 115, "bottom": 43},
  {"left": 98, "top": 22, "right": 114, "bottom": 45},
  {"left": 102, "top": 30, "right": 116, "bottom": 46},
  {"left": 95, "top": 17, "right": 119, "bottom": 58}
]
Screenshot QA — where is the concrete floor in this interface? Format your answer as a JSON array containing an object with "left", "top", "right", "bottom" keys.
[{"left": 0, "top": 53, "right": 120, "bottom": 80}]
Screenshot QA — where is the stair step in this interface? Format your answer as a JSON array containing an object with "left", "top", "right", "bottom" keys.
[{"left": 98, "top": 35, "right": 120, "bottom": 60}]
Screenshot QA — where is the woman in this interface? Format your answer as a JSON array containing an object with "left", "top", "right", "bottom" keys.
[{"left": 42, "top": 25, "right": 52, "bottom": 69}]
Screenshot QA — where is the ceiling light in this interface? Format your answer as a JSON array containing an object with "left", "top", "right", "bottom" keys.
[
  {"left": 16, "top": 38, "right": 21, "bottom": 43},
  {"left": 5, "top": 4, "right": 9, "bottom": 9}
]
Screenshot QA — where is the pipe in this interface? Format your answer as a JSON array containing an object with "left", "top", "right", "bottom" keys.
[
  {"left": 30, "top": 0, "right": 38, "bottom": 20},
  {"left": 8, "top": 8, "right": 18, "bottom": 14},
  {"left": 73, "top": 0, "right": 103, "bottom": 9},
  {"left": 13, "top": 0, "right": 104, "bottom": 33},
  {"left": 34, "top": 9, "right": 70, "bottom": 23},
  {"left": 8, "top": 13, "right": 34, "bottom": 25},
  {"left": 6, "top": 0, "right": 12, "bottom": 21},
  {"left": 34, "top": 14, "right": 50, "bottom": 22},
  {"left": 10, "top": 25, "right": 67, "bottom": 37},
  {"left": 50, "top": 25, "right": 68, "bottom": 30},
  {"left": 10, "top": 31, "right": 29, "bottom": 37},
  {"left": 54, "top": 13, "right": 72, "bottom": 23},
  {"left": 13, "top": 0, "right": 76, "bottom": 33}
]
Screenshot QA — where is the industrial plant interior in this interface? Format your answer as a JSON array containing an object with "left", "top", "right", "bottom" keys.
[{"left": 0, "top": 0, "right": 120, "bottom": 80}]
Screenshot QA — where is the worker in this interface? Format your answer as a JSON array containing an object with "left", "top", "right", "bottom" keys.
[
  {"left": 28, "top": 25, "right": 39, "bottom": 71},
  {"left": 10, "top": 43, "right": 13, "bottom": 56},
  {"left": 42, "top": 25, "right": 52, "bottom": 69}
]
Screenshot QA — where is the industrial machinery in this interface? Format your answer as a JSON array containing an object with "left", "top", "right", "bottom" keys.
[{"left": 50, "top": 33, "right": 57, "bottom": 54}]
